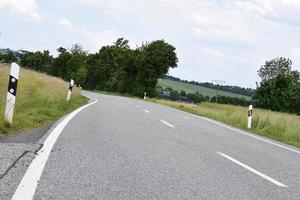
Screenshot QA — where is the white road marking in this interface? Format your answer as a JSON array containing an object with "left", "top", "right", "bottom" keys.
[
  {"left": 160, "top": 120, "right": 175, "bottom": 128},
  {"left": 200, "top": 117, "right": 300, "bottom": 155},
  {"left": 11, "top": 98, "right": 98, "bottom": 200},
  {"left": 144, "top": 109, "right": 150, "bottom": 113},
  {"left": 136, "top": 105, "right": 141, "bottom": 108},
  {"left": 128, "top": 102, "right": 132, "bottom": 104},
  {"left": 162, "top": 105, "right": 300, "bottom": 154},
  {"left": 217, "top": 152, "right": 287, "bottom": 188}
]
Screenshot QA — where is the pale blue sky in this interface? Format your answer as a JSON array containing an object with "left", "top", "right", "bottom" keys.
[{"left": 1, "top": 0, "right": 300, "bottom": 88}]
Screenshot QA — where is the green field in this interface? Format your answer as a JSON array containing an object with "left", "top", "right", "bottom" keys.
[
  {"left": 157, "top": 79, "right": 251, "bottom": 100},
  {"left": 149, "top": 98, "right": 300, "bottom": 148},
  {"left": 0, "top": 64, "right": 87, "bottom": 134}
]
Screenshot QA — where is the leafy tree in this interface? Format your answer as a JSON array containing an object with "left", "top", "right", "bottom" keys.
[
  {"left": 51, "top": 44, "right": 88, "bottom": 84},
  {"left": 258, "top": 57, "right": 293, "bottom": 81},
  {"left": 210, "top": 95, "right": 249, "bottom": 106},
  {"left": 187, "top": 92, "right": 206, "bottom": 103},
  {"left": 21, "top": 50, "right": 53, "bottom": 73},
  {"left": 85, "top": 38, "right": 137, "bottom": 93},
  {"left": 17, "top": 38, "right": 178, "bottom": 98},
  {"left": 134, "top": 40, "right": 178, "bottom": 97},
  {"left": 180, "top": 90, "right": 187, "bottom": 97},
  {"left": 170, "top": 90, "right": 180, "bottom": 100},
  {"left": 0, "top": 52, "right": 18, "bottom": 63},
  {"left": 253, "top": 57, "right": 300, "bottom": 114},
  {"left": 51, "top": 47, "right": 71, "bottom": 78}
]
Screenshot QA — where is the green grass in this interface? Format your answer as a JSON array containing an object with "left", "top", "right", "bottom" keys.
[
  {"left": 0, "top": 64, "right": 87, "bottom": 134},
  {"left": 149, "top": 98, "right": 300, "bottom": 148},
  {"left": 157, "top": 79, "right": 251, "bottom": 100}
]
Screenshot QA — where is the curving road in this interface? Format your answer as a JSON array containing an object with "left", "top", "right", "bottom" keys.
[{"left": 2, "top": 91, "right": 300, "bottom": 199}]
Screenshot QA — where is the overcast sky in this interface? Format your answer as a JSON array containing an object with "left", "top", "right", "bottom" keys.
[{"left": 1, "top": 0, "right": 300, "bottom": 88}]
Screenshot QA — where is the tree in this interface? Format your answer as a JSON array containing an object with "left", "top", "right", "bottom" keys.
[
  {"left": 51, "top": 47, "right": 71, "bottom": 78},
  {"left": 0, "top": 52, "right": 18, "bottom": 63},
  {"left": 85, "top": 38, "right": 137, "bottom": 93},
  {"left": 187, "top": 92, "right": 206, "bottom": 103},
  {"left": 253, "top": 57, "right": 300, "bottom": 114},
  {"left": 258, "top": 57, "right": 293, "bottom": 81},
  {"left": 180, "top": 90, "right": 187, "bottom": 97},
  {"left": 51, "top": 44, "right": 88, "bottom": 84},
  {"left": 134, "top": 40, "right": 178, "bottom": 97},
  {"left": 21, "top": 50, "right": 53, "bottom": 73},
  {"left": 16, "top": 38, "right": 178, "bottom": 98}
]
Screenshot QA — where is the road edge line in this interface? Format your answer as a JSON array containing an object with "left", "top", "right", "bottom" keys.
[
  {"left": 217, "top": 152, "right": 287, "bottom": 188},
  {"left": 11, "top": 97, "right": 98, "bottom": 200}
]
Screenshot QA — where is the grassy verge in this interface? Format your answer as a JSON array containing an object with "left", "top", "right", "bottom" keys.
[
  {"left": 0, "top": 64, "right": 87, "bottom": 134},
  {"left": 149, "top": 98, "right": 300, "bottom": 148}
]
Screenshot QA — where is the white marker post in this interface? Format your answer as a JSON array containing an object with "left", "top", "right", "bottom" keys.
[
  {"left": 4, "top": 63, "right": 20, "bottom": 126},
  {"left": 248, "top": 105, "right": 253, "bottom": 129},
  {"left": 144, "top": 92, "right": 147, "bottom": 100},
  {"left": 66, "top": 79, "right": 74, "bottom": 101}
]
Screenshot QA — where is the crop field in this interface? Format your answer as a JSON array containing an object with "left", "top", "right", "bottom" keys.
[{"left": 157, "top": 79, "right": 251, "bottom": 100}]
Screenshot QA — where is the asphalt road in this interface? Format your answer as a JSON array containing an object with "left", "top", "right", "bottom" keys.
[{"left": 3, "top": 91, "right": 300, "bottom": 199}]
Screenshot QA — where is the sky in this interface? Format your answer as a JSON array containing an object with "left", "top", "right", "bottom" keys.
[{"left": 1, "top": 0, "right": 300, "bottom": 88}]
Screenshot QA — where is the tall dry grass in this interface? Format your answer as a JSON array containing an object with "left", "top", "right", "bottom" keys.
[
  {"left": 149, "top": 99, "right": 300, "bottom": 148},
  {"left": 0, "top": 64, "right": 87, "bottom": 133}
]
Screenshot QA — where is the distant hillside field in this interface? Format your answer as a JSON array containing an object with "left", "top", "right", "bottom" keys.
[
  {"left": 0, "top": 64, "right": 87, "bottom": 134},
  {"left": 157, "top": 79, "right": 251, "bottom": 100}
]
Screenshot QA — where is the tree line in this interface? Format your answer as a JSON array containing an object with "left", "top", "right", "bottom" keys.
[
  {"left": 157, "top": 86, "right": 250, "bottom": 106},
  {"left": 2, "top": 42, "right": 300, "bottom": 114},
  {"left": 163, "top": 57, "right": 300, "bottom": 114},
  {"left": 164, "top": 75, "right": 254, "bottom": 96},
  {"left": 1, "top": 38, "right": 178, "bottom": 97}
]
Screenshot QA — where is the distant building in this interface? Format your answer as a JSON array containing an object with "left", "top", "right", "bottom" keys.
[{"left": 160, "top": 90, "right": 170, "bottom": 97}]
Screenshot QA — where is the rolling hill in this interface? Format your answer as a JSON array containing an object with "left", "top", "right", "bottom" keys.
[{"left": 157, "top": 79, "right": 251, "bottom": 100}]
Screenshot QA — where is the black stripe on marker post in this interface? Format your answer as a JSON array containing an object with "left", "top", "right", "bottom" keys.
[
  {"left": 248, "top": 110, "right": 252, "bottom": 117},
  {"left": 7, "top": 75, "right": 18, "bottom": 96},
  {"left": 69, "top": 85, "right": 73, "bottom": 92}
]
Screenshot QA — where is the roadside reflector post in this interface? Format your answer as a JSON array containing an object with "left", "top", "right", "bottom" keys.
[
  {"left": 67, "top": 79, "right": 74, "bottom": 101},
  {"left": 4, "top": 63, "right": 20, "bottom": 126},
  {"left": 144, "top": 92, "right": 147, "bottom": 100},
  {"left": 247, "top": 105, "right": 253, "bottom": 129}
]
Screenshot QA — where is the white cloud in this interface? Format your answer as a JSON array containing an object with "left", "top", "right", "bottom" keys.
[
  {"left": 202, "top": 48, "right": 247, "bottom": 68},
  {"left": 58, "top": 18, "right": 72, "bottom": 28},
  {"left": 57, "top": 18, "right": 116, "bottom": 50},
  {"left": 290, "top": 47, "right": 300, "bottom": 68},
  {"left": 202, "top": 48, "right": 226, "bottom": 60},
  {"left": 190, "top": 10, "right": 257, "bottom": 45},
  {"left": 0, "top": 0, "right": 40, "bottom": 20},
  {"left": 291, "top": 47, "right": 300, "bottom": 56},
  {"left": 241, "top": 0, "right": 300, "bottom": 23},
  {"left": 2, "top": 0, "right": 300, "bottom": 86}
]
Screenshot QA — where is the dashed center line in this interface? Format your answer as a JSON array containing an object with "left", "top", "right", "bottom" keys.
[
  {"left": 136, "top": 105, "right": 141, "bottom": 108},
  {"left": 217, "top": 152, "right": 287, "bottom": 188},
  {"left": 144, "top": 109, "right": 150, "bottom": 113},
  {"left": 160, "top": 120, "right": 175, "bottom": 128},
  {"left": 128, "top": 102, "right": 132, "bottom": 104}
]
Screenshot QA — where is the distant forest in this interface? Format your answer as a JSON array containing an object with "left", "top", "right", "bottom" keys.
[
  {"left": 164, "top": 75, "right": 254, "bottom": 96},
  {"left": 0, "top": 38, "right": 178, "bottom": 97},
  {"left": 2, "top": 44, "right": 299, "bottom": 114}
]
